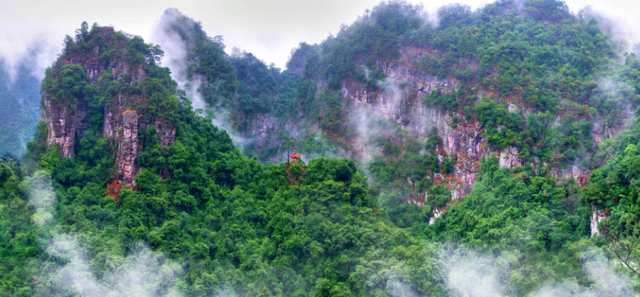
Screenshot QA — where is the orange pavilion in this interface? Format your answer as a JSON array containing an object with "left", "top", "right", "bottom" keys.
[{"left": 290, "top": 151, "right": 300, "bottom": 163}]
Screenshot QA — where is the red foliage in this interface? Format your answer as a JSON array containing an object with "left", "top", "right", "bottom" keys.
[{"left": 107, "top": 179, "right": 123, "bottom": 202}]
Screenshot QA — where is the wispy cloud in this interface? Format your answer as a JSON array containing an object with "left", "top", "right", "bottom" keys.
[{"left": 24, "top": 170, "right": 184, "bottom": 296}]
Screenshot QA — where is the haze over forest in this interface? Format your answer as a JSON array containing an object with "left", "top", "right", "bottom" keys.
[{"left": 2, "top": 0, "right": 640, "bottom": 296}]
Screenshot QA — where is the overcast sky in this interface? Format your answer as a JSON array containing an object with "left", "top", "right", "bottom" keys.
[{"left": 0, "top": 0, "right": 639, "bottom": 78}]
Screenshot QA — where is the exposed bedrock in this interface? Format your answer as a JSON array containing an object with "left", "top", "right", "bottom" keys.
[
  {"left": 339, "top": 48, "right": 628, "bottom": 201},
  {"left": 42, "top": 27, "right": 176, "bottom": 184}
]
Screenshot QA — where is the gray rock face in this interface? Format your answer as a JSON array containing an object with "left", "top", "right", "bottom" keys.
[
  {"left": 42, "top": 26, "right": 176, "bottom": 184},
  {"left": 591, "top": 207, "right": 607, "bottom": 237},
  {"left": 244, "top": 114, "right": 281, "bottom": 148},
  {"left": 339, "top": 48, "right": 484, "bottom": 198},
  {"left": 335, "top": 46, "right": 628, "bottom": 202},
  {"left": 551, "top": 165, "right": 592, "bottom": 188},
  {"left": 117, "top": 110, "right": 140, "bottom": 184},
  {"left": 420, "top": 108, "right": 485, "bottom": 198},
  {"left": 155, "top": 122, "right": 177, "bottom": 147},
  {"left": 499, "top": 146, "right": 525, "bottom": 168},
  {"left": 591, "top": 108, "right": 633, "bottom": 148},
  {"left": 42, "top": 93, "right": 78, "bottom": 158}
]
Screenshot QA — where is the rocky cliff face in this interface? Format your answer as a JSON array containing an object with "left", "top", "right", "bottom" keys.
[
  {"left": 242, "top": 114, "right": 282, "bottom": 150},
  {"left": 591, "top": 207, "right": 608, "bottom": 236},
  {"left": 420, "top": 108, "right": 486, "bottom": 198},
  {"left": 341, "top": 48, "right": 458, "bottom": 131},
  {"left": 42, "top": 93, "right": 77, "bottom": 158},
  {"left": 340, "top": 48, "right": 486, "bottom": 198},
  {"left": 41, "top": 26, "right": 176, "bottom": 185},
  {"left": 338, "top": 46, "right": 628, "bottom": 201},
  {"left": 116, "top": 110, "right": 139, "bottom": 184}
]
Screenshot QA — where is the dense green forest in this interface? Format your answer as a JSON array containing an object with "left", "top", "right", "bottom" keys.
[
  {"left": 156, "top": 9, "right": 306, "bottom": 160},
  {"left": 2, "top": 0, "right": 640, "bottom": 296},
  {"left": 284, "top": 0, "right": 640, "bottom": 218}
]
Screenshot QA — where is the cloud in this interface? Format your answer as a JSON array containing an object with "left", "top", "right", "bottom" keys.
[
  {"left": 436, "top": 245, "right": 634, "bottom": 297},
  {"left": 22, "top": 170, "right": 56, "bottom": 227},
  {"left": 151, "top": 8, "right": 258, "bottom": 152},
  {"left": 568, "top": 0, "right": 640, "bottom": 49},
  {"left": 44, "top": 235, "right": 183, "bottom": 297},
  {"left": 385, "top": 272, "right": 421, "bottom": 297},
  {"left": 420, "top": 9, "right": 441, "bottom": 28},
  {"left": 532, "top": 247, "right": 633, "bottom": 297},
  {"left": 23, "top": 170, "right": 184, "bottom": 296},
  {"left": 150, "top": 8, "right": 205, "bottom": 110},
  {"left": 440, "top": 248, "right": 504, "bottom": 297}
]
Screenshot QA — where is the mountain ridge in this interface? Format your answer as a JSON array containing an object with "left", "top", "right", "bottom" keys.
[{"left": 2, "top": 0, "right": 640, "bottom": 296}]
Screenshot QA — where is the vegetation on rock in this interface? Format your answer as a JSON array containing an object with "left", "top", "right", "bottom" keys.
[{"left": 2, "top": 0, "right": 640, "bottom": 296}]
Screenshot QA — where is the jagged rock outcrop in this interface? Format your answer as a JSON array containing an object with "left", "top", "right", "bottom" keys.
[
  {"left": 155, "top": 121, "right": 177, "bottom": 147},
  {"left": 338, "top": 46, "right": 632, "bottom": 202},
  {"left": 591, "top": 107, "right": 633, "bottom": 147},
  {"left": 552, "top": 165, "right": 592, "bottom": 188},
  {"left": 340, "top": 48, "right": 484, "bottom": 198},
  {"left": 237, "top": 111, "right": 309, "bottom": 162},
  {"left": 117, "top": 110, "right": 139, "bottom": 184},
  {"left": 499, "top": 146, "right": 525, "bottom": 168},
  {"left": 421, "top": 108, "right": 485, "bottom": 198},
  {"left": 339, "top": 48, "right": 632, "bottom": 212},
  {"left": 42, "top": 26, "right": 177, "bottom": 185},
  {"left": 547, "top": 109, "right": 633, "bottom": 188},
  {"left": 591, "top": 207, "right": 608, "bottom": 237},
  {"left": 341, "top": 48, "right": 457, "bottom": 127},
  {"left": 244, "top": 114, "right": 281, "bottom": 147},
  {"left": 429, "top": 207, "right": 444, "bottom": 225},
  {"left": 42, "top": 93, "right": 77, "bottom": 158}
]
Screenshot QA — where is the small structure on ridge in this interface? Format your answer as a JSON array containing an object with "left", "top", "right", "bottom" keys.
[{"left": 290, "top": 151, "right": 300, "bottom": 164}]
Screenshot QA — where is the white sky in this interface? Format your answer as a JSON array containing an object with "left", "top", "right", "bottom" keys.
[{"left": 0, "top": 0, "right": 639, "bottom": 77}]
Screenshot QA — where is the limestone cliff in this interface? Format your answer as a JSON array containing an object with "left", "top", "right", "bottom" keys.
[
  {"left": 590, "top": 207, "right": 608, "bottom": 237},
  {"left": 42, "top": 93, "right": 78, "bottom": 158},
  {"left": 336, "top": 47, "right": 628, "bottom": 201},
  {"left": 41, "top": 26, "right": 177, "bottom": 185},
  {"left": 338, "top": 48, "right": 484, "bottom": 198}
]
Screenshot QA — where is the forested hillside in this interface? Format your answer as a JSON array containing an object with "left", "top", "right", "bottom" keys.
[
  {"left": 158, "top": 0, "right": 639, "bottom": 212},
  {"left": 3, "top": 22, "right": 448, "bottom": 296},
  {"left": 2, "top": 0, "right": 640, "bottom": 296},
  {"left": 154, "top": 9, "right": 303, "bottom": 160}
]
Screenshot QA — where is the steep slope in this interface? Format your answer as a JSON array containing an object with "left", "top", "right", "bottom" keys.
[
  {"left": 154, "top": 9, "right": 301, "bottom": 160},
  {"left": 148, "top": 5, "right": 640, "bottom": 289},
  {"left": 155, "top": 9, "right": 332, "bottom": 162},
  {"left": 1, "top": 0, "right": 639, "bottom": 295},
  {"left": 229, "top": 51, "right": 300, "bottom": 157},
  {"left": 40, "top": 23, "right": 178, "bottom": 184},
  {"left": 288, "top": 0, "right": 636, "bottom": 209},
  {"left": 157, "top": 0, "right": 636, "bottom": 214},
  {"left": 14, "top": 22, "right": 453, "bottom": 297}
]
